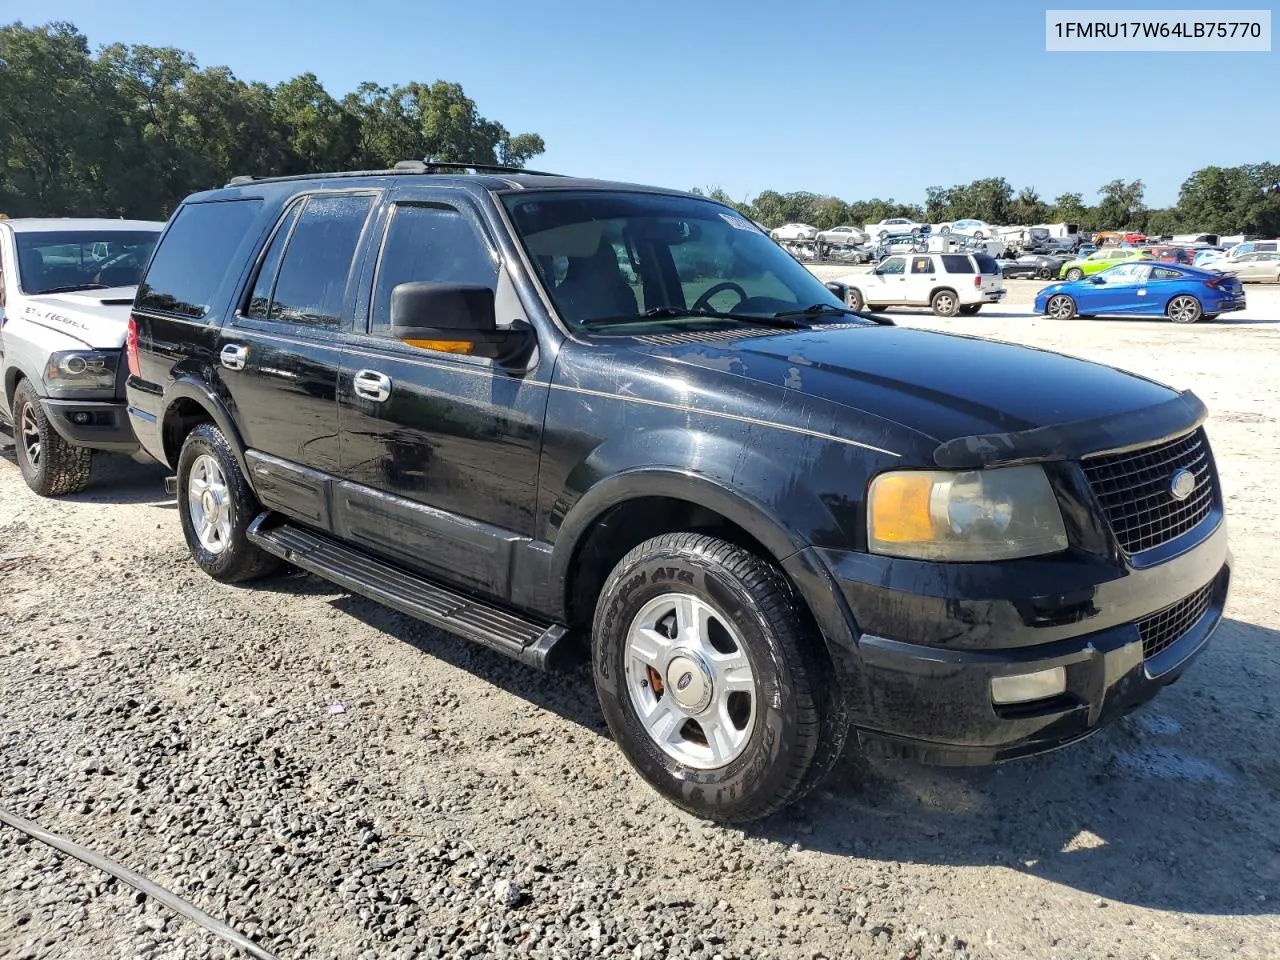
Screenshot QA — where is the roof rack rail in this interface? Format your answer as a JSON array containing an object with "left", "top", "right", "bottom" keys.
[{"left": 225, "top": 160, "right": 563, "bottom": 189}]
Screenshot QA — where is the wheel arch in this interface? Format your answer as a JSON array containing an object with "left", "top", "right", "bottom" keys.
[{"left": 159, "top": 378, "right": 250, "bottom": 476}]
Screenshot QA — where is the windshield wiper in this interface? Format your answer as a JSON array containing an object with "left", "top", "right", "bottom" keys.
[
  {"left": 35, "top": 283, "right": 110, "bottom": 295},
  {"left": 579, "top": 306, "right": 809, "bottom": 330},
  {"left": 773, "top": 303, "right": 896, "bottom": 326}
]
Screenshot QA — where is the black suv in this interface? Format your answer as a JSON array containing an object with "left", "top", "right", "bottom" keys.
[{"left": 125, "top": 163, "right": 1231, "bottom": 822}]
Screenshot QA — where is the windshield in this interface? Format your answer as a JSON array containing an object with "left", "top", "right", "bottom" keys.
[
  {"left": 502, "top": 191, "right": 848, "bottom": 332},
  {"left": 15, "top": 230, "right": 160, "bottom": 295}
]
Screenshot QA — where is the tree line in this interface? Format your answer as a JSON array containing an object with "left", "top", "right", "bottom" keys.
[
  {"left": 697, "top": 165, "right": 1280, "bottom": 238},
  {"left": 0, "top": 21, "right": 546, "bottom": 220}
]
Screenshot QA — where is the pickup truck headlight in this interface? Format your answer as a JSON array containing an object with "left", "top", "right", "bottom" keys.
[
  {"left": 43, "top": 350, "right": 120, "bottom": 391},
  {"left": 868, "top": 465, "right": 1068, "bottom": 561}
]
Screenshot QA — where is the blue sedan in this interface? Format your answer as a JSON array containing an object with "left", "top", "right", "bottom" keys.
[{"left": 1034, "top": 262, "right": 1246, "bottom": 324}]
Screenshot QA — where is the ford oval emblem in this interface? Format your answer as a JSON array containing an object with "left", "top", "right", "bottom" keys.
[
  {"left": 676, "top": 672, "right": 694, "bottom": 692},
  {"left": 1170, "top": 468, "right": 1196, "bottom": 501}
]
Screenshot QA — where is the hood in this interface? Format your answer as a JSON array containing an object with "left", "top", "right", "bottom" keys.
[
  {"left": 632, "top": 325, "right": 1179, "bottom": 450},
  {"left": 18, "top": 287, "right": 137, "bottom": 349}
]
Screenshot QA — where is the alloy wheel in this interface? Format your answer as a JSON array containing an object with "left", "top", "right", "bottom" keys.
[
  {"left": 187, "top": 454, "right": 234, "bottom": 555},
  {"left": 624, "top": 592, "right": 756, "bottom": 770},
  {"left": 19, "top": 404, "right": 41, "bottom": 468},
  {"left": 1168, "top": 295, "right": 1201, "bottom": 324},
  {"left": 1047, "top": 294, "right": 1075, "bottom": 319}
]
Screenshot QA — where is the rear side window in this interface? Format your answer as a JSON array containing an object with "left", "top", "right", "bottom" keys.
[
  {"left": 909, "top": 256, "right": 934, "bottom": 274},
  {"left": 246, "top": 203, "right": 303, "bottom": 320},
  {"left": 973, "top": 253, "right": 1000, "bottom": 275},
  {"left": 137, "top": 200, "right": 262, "bottom": 318},
  {"left": 940, "top": 255, "right": 973, "bottom": 273},
  {"left": 1152, "top": 267, "right": 1182, "bottom": 279},
  {"left": 264, "top": 194, "right": 374, "bottom": 327},
  {"left": 370, "top": 203, "right": 498, "bottom": 336}
]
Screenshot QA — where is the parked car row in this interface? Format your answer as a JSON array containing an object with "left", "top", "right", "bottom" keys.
[{"left": 0, "top": 167, "right": 1232, "bottom": 825}]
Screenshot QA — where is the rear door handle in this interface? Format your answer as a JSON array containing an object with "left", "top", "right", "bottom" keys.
[
  {"left": 220, "top": 344, "right": 247, "bottom": 371},
  {"left": 353, "top": 369, "right": 392, "bottom": 402}
]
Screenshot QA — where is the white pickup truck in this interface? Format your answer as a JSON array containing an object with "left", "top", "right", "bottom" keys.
[{"left": 0, "top": 218, "right": 163, "bottom": 495}]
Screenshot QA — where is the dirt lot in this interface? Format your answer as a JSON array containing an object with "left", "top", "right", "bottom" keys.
[{"left": 1, "top": 280, "right": 1278, "bottom": 960}]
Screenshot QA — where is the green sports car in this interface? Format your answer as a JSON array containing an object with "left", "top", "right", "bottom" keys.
[{"left": 1058, "top": 247, "right": 1150, "bottom": 280}]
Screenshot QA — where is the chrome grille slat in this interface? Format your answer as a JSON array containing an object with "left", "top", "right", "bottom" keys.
[{"left": 1082, "top": 429, "right": 1218, "bottom": 554}]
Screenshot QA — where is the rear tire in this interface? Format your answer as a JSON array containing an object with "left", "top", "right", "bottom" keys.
[
  {"left": 931, "top": 289, "right": 960, "bottom": 317},
  {"left": 1066, "top": 268, "right": 1084, "bottom": 281},
  {"left": 958, "top": 304, "right": 982, "bottom": 315},
  {"left": 12, "top": 380, "right": 92, "bottom": 498},
  {"left": 176, "top": 422, "right": 282, "bottom": 583},
  {"left": 1167, "top": 295, "right": 1203, "bottom": 324},
  {"left": 845, "top": 287, "right": 865, "bottom": 311},
  {"left": 592, "top": 533, "right": 846, "bottom": 823}
]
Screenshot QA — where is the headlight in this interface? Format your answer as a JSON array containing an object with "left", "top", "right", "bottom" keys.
[
  {"left": 868, "top": 465, "right": 1068, "bottom": 561},
  {"left": 44, "top": 350, "right": 119, "bottom": 391}
]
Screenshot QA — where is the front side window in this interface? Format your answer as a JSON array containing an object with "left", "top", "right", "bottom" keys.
[
  {"left": 503, "top": 192, "right": 850, "bottom": 332},
  {"left": 878, "top": 257, "right": 906, "bottom": 275},
  {"left": 18, "top": 229, "right": 160, "bottom": 297},
  {"left": 263, "top": 193, "right": 373, "bottom": 327},
  {"left": 370, "top": 203, "right": 498, "bottom": 336},
  {"left": 138, "top": 201, "right": 260, "bottom": 318}
]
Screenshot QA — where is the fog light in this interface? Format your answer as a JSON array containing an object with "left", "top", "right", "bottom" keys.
[
  {"left": 71, "top": 412, "right": 93, "bottom": 425},
  {"left": 991, "top": 666, "right": 1066, "bottom": 705}
]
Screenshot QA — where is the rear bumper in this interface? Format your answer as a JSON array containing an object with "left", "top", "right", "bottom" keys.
[
  {"left": 42, "top": 398, "right": 139, "bottom": 453},
  {"left": 814, "top": 515, "right": 1231, "bottom": 765},
  {"left": 124, "top": 383, "right": 166, "bottom": 466}
]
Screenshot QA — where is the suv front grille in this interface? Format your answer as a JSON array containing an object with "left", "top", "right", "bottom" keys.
[
  {"left": 1137, "top": 581, "right": 1214, "bottom": 660},
  {"left": 1081, "top": 429, "right": 1216, "bottom": 554}
]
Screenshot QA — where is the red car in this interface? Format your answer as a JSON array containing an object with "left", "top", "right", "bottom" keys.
[{"left": 1148, "top": 245, "right": 1193, "bottom": 264}]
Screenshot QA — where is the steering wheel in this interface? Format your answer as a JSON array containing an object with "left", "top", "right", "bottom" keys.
[{"left": 692, "top": 282, "right": 748, "bottom": 312}]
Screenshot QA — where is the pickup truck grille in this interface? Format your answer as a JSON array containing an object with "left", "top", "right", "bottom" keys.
[
  {"left": 1137, "top": 581, "right": 1214, "bottom": 660},
  {"left": 1081, "top": 429, "right": 1216, "bottom": 555}
]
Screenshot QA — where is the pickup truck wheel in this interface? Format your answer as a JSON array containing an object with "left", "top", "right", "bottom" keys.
[
  {"left": 593, "top": 533, "right": 845, "bottom": 822},
  {"left": 12, "top": 380, "right": 92, "bottom": 497},
  {"left": 931, "top": 289, "right": 960, "bottom": 317},
  {"left": 958, "top": 304, "right": 982, "bottom": 315},
  {"left": 176, "top": 422, "right": 282, "bottom": 583},
  {"left": 845, "top": 287, "right": 865, "bottom": 311}
]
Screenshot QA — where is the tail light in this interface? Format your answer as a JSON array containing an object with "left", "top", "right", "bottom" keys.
[
  {"left": 126, "top": 315, "right": 141, "bottom": 377},
  {"left": 974, "top": 275, "right": 982, "bottom": 287},
  {"left": 1203, "top": 276, "right": 1224, "bottom": 290}
]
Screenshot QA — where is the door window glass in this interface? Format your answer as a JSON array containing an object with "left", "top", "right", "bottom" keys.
[
  {"left": 878, "top": 257, "right": 905, "bottom": 275},
  {"left": 909, "top": 256, "right": 934, "bottom": 274},
  {"left": 137, "top": 202, "right": 259, "bottom": 318},
  {"left": 267, "top": 194, "right": 373, "bottom": 327},
  {"left": 246, "top": 203, "right": 303, "bottom": 319},
  {"left": 371, "top": 203, "right": 498, "bottom": 336}
]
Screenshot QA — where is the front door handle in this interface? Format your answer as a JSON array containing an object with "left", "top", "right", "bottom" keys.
[
  {"left": 220, "top": 344, "right": 247, "bottom": 371},
  {"left": 353, "top": 369, "right": 392, "bottom": 402}
]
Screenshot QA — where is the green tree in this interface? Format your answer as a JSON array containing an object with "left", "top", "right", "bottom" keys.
[
  {"left": 1010, "top": 186, "right": 1049, "bottom": 226},
  {"left": 1049, "top": 192, "right": 1089, "bottom": 226},
  {"left": 1096, "top": 178, "right": 1145, "bottom": 229},
  {"left": 272, "top": 72, "right": 359, "bottom": 174}
]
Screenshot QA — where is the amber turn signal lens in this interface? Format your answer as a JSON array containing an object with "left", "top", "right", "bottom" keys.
[
  {"left": 402, "top": 339, "right": 473, "bottom": 355},
  {"left": 867, "top": 472, "right": 940, "bottom": 544}
]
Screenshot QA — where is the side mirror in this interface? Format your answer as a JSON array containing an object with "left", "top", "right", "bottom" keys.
[
  {"left": 824, "top": 280, "right": 848, "bottom": 302},
  {"left": 390, "top": 282, "right": 531, "bottom": 362},
  {"left": 1088, "top": 275, "right": 1105, "bottom": 284}
]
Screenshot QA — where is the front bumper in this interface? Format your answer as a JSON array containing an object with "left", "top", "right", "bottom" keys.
[
  {"left": 815, "top": 516, "right": 1231, "bottom": 765},
  {"left": 42, "top": 398, "right": 139, "bottom": 453}
]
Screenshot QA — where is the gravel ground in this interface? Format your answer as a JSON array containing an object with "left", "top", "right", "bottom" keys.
[{"left": 1, "top": 281, "right": 1278, "bottom": 960}]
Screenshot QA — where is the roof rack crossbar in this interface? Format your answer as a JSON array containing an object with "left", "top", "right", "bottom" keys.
[{"left": 225, "top": 161, "right": 564, "bottom": 189}]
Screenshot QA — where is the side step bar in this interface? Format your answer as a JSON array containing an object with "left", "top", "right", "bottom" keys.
[{"left": 246, "top": 515, "right": 570, "bottom": 670}]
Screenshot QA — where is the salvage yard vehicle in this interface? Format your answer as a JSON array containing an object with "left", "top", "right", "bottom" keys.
[
  {"left": 815, "top": 224, "right": 869, "bottom": 248},
  {"left": 867, "top": 217, "right": 929, "bottom": 239},
  {"left": 936, "top": 218, "right": 993, "bottom": 239},
  {"left": 1213, "top": 250, "right": 1280, "bottom": 283},
  {"left": 1036, "top": 262, "right": 1246, "bottom": 323},
  {"left": 126, "top": 163, "right": 1231, "bottom": 822},
  {"left": 999, "top": 253, "right": 1073, "bottom": 280},
  {"left": 1059, "top": 247, "right": 1150, "bottom": 280},
  {"left": 769, "top": 222, "right": 818, "bottom": 241},
  {"left": 837, "top": 250, "right": 1006, "bottom": 316},
  {"left": 0, "top": 218, "right": 162, "bottom": 495}
]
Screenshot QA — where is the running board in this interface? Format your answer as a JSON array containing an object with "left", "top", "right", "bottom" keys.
[{"left": 246, "top": 515, "right": 570, "bottom": 670}]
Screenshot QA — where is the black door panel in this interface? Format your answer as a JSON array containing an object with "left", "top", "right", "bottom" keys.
[{"left": 246, "top": 449, "right": 334, "bottom": 529}]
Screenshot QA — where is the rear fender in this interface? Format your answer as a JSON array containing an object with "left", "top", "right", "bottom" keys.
[{"left": 162, "top": 377, "right": 251, "bottom": 478}]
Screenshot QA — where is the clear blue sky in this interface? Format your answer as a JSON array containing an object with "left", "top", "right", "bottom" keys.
[{"left": 10, "top": 0, "right": 1277, "bottom": 207}]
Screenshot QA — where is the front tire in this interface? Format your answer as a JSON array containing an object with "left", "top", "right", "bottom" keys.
[
  {"left": 592, "top": 533, "right": 845, "bottom": 822},
  {"left": 176, "top": 422, "right": 282, "bottom": 583},
  {"left": 11, "top": 380, "right": 92, "bottom": 497},
  {"left": 1046, "top": 294, "right": 1077, "bottom": 319},
  {"left": 1167, "top": 295, "right": 1203, "bottom": 324},
  {"left": 845, "top": 287, "right": 865, "bottom": 311},
  {"left": 931, "top": 289, "right": 960, "bottom": 317}
]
